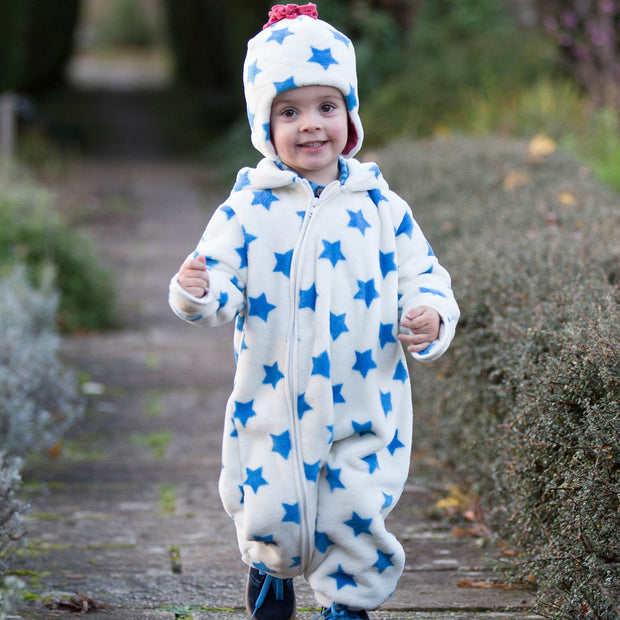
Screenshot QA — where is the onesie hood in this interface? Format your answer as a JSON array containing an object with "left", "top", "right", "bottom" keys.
[{"left": 243, "top": 3, "right": 364, "bottom": 161}]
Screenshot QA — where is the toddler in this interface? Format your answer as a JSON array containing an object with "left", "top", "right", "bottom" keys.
[{"left": 169, "top": 4, "right": 459, "bottom": 619}]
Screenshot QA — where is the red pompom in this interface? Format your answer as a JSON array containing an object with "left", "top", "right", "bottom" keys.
[{"left": 263, "top": 3, "right": 318, "bottom": 29}]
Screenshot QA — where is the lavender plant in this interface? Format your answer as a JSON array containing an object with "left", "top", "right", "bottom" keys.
[
  {"left": 0, "top": 266, "right": 84, "bottom": 457},
  {"left": 0, "top": 453, "right": 23, "bottom": 579}
]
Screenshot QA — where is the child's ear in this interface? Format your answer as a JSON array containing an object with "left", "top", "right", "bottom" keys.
[{"left": 342, "top": 115, "right": 358, "bottom": 155}]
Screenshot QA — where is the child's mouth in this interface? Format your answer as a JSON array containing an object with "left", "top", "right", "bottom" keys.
[{"left": 299, "top": 141, "right": 326, "bottom": 149}]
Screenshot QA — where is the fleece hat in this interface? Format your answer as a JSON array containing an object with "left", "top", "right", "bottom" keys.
[{"left": 243, "top": 3, "right": 364, "bottom": 160}]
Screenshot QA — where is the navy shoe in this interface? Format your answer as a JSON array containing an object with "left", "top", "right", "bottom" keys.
[
  {"left": 315, "top": 603, "right": 370, "bottom": 619},
  {"left": 245, "top": 567, "right": 295, "bottom": 619}
]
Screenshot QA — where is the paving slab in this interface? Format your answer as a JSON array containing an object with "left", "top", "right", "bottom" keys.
[{"left": 12, "top": 161, "right": 536, "bottom": 619}]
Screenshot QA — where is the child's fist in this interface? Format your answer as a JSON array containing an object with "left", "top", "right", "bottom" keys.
[
  {"left": 398, "top": 306, "right": 441, "bottom": 353},
  {"left": 178, "top": 255, "right": 209, "bottom": 298}
]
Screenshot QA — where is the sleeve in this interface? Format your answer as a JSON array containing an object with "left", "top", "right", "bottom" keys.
[
  {"left": 168, "top": 201, "right": 247, "bottom": 327},
  {"left": 391, "top": 192, "right": 460, "bottom": 362}
]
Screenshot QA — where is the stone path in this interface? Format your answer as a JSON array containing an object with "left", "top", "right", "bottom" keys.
[{"left": 13, "top": 160, "right": 537, "bottom": 619}]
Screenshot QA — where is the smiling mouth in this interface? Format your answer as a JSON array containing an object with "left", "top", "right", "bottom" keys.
[{"left": 299, "top": 141, "right": 326, "bottom": 148}]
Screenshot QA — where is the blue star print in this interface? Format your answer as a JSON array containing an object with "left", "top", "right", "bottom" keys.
[
  {"left": 345, "top": 512, "right": 373, "bottom": 537},
  {"left": 393, "top": 360, "right": 408, "bottom": 383},
  {"left": 253, "top": 562, "right": 274, "bottom": 574},
  {"left": 312, "top": 351, "right": 331, "bottom": 378},
  {"left": 347, "top": 209, "right": 371, "bottom": 235},
  {"left": 299, "top": 283, "right": 318, "bottom": 310},
  {"left": 245, "top": 467, "right": 268, "bottom": 493},
  {"left": 363, "top": 453, "right": 380, "bottom": 473},
  {"left": 248, "top": 293, "right": 276, "bottom": 322},
  {"left": 263, "top": 361, "right": 284, "bottom": 388},
  {"left": 353, "top": 350, "right": 377, "bottom": 378},
  {"left": 354, "top": 279, "right": 380, "bottom": 307},
  {"left": 352, "top": 421, "right": 375, "bottom": 436},
  {"left": 332, "top": 384, "right": 346, "bottom": 404},
  {"left": 267, "top": 26, "right": 293, "bottom": 44},
  {"left": 235, "top": 246, "right": 248, "bottom": 269},
  {"left": 282, "top": 502, "right": 300, "bottom": 524},
  {"left": 246, "top": 60, "right": 262, "bottom": 85},
  {"left": 329, "top": 565, "right": 357, "bottom": 590},
  {"left": 380, "top": 391, "right": 393, "bottom": 416},
  {"left": 379, "top": 251, "right": 397, "bottom": 277},
  {"left": 330, "top": 312, "right": 349, "bottom": 340},
  {"left": 320, "top": 240, "right": 346, "bottom": 267},
  {"left": 233, "top": 400, "right": 257, "bottom": 427},
  {"left": 387, "top": 430, "right": 405, "bottom": 455},
  {"left": 419, "top": 286, "right": 447, "bottom": 298},
  {"left": 344, "top": 84, "right": 357, "bottom": 111},
  {"left": 271, "top": 430, "right": 291, "bottom": 459},
  {"left": 254, "top": 534, "right": 278, "bottom": 546},
  {"left": 273, "top": 249, "right": 293, "bottom": 277},
  {"left": 297, "top": 393, "right": 312, "bottom": 419},
  {"left": 325, "top": 464, "right": 346, "bottom": 491},
  {"left": 382, "top": 493, "right": 393, "bottom": 510},
  {"left": 368, "top": 188, "right": 387, "bottom": 205},
  {"left": 331, "top": 29, "right": 351, "bottom": 47},
  {"left": 396, "top": 212, "right": 414, "bottom": 238},
  {"left": 274, "top": 76, "right": 297, "bottom": 94},
  {"left": 304, "top": 460, "right": 320, "bottom": 482},
  {"left": 308, "top": 46, "right": 339, "bottom": 70},
  {"left": 234, "top": 170, "right": 250, "bottom": 191},
  {"left": 315, "top": 531, "right": 335, "bottom": 553},
  {"left": 374, "top": 550, "right": 395, "bottom": 573},
  {"left": 252, "top": 189, "right": 279, "bottom": 210},
  {"left": 379, "top": 322, "right": 397, "bottom": 348},
  {"left": 221, "top": 204, "right": 236, "bottom": 219}
]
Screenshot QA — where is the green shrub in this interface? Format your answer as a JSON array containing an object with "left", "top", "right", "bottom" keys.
[
  {"left": 0, "top": 173, "right": 116, "bottom": 332},
  {"left": 0, "top": 266, "right": 85, "bottom": 579},
  {"left": 88, "top": 0, "right": 166, "bottom": 50},
  {"left": 0, "top": 266, "right": 84, "bottom": 457},
  {"left": 360, "top": 0, "right": 559, "bottom": 144},
  {"left": 378, "top": 136, "right": 619, "bottom": 618},
  {"left": 0, "top": 453, "right": 24, "bottom": 579}
]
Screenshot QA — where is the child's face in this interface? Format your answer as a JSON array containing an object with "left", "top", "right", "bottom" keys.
[{"left": 270, "top": 85, "right": 349, "bottom": 186}]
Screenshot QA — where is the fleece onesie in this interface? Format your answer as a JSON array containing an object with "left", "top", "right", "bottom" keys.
[{"left": 168, "top": 156, "right": 460, "bottom": 609}]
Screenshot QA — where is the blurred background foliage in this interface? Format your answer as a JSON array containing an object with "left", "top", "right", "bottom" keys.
[{"left": 1, "top": 0, "right": 619, "bottom": 189}]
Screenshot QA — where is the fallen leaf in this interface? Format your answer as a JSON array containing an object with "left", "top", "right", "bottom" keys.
[
  {"left": 557, "top": 191, "right": 577, "bottom": 206},
  {"left": 433, "top": 124, "right": 452, "bottom": 139},
  {"left": 503, "top": 170, "right": 530, "bottom": 191},
  {"left": 45, "top": 592, "right": 110, "bottom": 616},
  {"left": 435, "top": 484, "right": 471, "bottom": 512},
  {"left": 46, "top": 443, "right": 63, "bottom": 458},
  {"left": 457, "top": 578, "right": 522, "bottom": 590},
  {"left": 529, "top": 134, "right": 556, "bottom": 160}
]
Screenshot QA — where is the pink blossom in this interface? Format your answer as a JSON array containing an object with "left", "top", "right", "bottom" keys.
[
  {"left": 598, "top": 0, "right": 618, "bottom": 15},
  {"left": 561, "top": 11, "right": 580, "bottom": 29}
]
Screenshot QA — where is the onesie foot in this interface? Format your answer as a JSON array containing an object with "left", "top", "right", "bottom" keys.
[
  {"left": 246, "top": 567, "right": 296, "bottom": 619},
  {"left": 315, "top": 603, "right": 370, "bottom": 619}
]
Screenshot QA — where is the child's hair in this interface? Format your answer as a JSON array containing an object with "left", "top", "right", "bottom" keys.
[{"left": 243, "top": 3, "right": 364, "bottom": 160}]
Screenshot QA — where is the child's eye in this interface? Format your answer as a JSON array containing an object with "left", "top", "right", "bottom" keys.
[
  {"left": 281, "top": 108, "right": 297, "bottom": 118},
  {"left": 320, "top": 103, "right": 336, "bottom": 113}
]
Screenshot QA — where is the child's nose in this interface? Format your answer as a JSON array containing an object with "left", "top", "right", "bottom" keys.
[{"left": 300, "top": 111, "right": 321, "bottom": 131}]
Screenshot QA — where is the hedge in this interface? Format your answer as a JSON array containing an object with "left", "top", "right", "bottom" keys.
[{"left": 378, "top": 136, "right": 619, "bottom": 619}]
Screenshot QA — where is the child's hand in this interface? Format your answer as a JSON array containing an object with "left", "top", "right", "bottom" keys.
[
  {"left": 178, "top": 255, "right": 209, "bottom": 298},
  {"left": 398, "top": 306, "right": 441, "bottom": 353}
]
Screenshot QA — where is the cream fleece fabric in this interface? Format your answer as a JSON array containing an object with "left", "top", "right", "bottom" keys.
[{"left": 169, "top": 157, "right": 459, "bottom": 608}]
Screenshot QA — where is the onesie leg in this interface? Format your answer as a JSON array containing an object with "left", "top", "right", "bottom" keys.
[{"left": 304, "top": 433, "right": 409, "bottom": 609}]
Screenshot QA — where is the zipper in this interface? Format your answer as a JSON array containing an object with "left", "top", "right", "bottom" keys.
[{"left": 285, "top": 180, "right": 332, "bottom": 570}]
